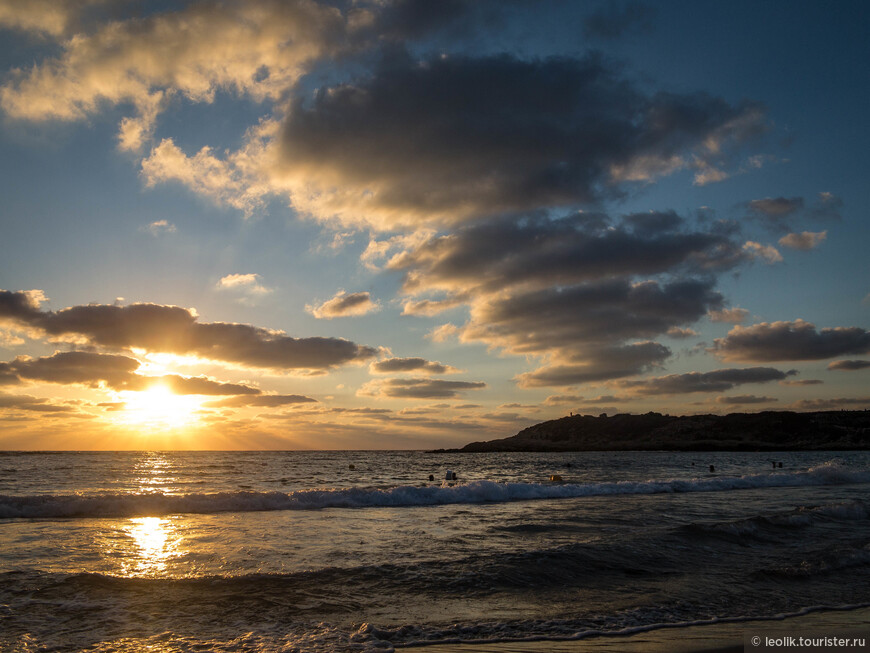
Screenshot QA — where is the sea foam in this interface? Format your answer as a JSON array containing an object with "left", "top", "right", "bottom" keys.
[{"left": 2, "top": 462, "right": 868, "bottom": 519}]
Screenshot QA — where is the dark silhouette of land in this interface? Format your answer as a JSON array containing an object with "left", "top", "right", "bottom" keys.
[{"left": 440, "top": 411, "right": 870, "bottom": 452}]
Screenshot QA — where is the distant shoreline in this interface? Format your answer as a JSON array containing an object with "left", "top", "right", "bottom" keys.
[{"left": 432, "top": 410, "right": 870, "bottom": 453}]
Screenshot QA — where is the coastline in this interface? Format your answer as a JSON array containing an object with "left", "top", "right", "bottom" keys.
[{"left": 412, "top": 606, "right": 870, "bottom": 652}]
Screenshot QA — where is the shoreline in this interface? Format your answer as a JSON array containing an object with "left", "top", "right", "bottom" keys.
[{"left": 408, "top": 606, "right": 870, "bottom": 653}]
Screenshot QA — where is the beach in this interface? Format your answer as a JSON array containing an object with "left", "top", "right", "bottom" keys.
[{"left": 421, "top": 607, "right": 870, "bottom": 652}]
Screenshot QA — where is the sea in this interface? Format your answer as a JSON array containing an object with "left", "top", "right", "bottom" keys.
[{"left": 2, "top": 450, "right": 870, "bottom": 652}]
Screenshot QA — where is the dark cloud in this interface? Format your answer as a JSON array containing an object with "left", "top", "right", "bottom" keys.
[
  {"left": 713, "top": 320, "right": 870, "bottom": 362},
  {"left": 0, "top": 393, "right": 75, "bottom": 413},
  {"left": 463, "top": 278, "right": 721, "bottom": 356},
  {"left": 383, "top": 213, "right": 736, "bottom": 385},
  {"left": 370, "top": 0, "right": 486, "bottom": 40},
  {"left": 7, "top": 351, "right": 142, "bottom": 389},
  {"left": 582, "top": 1, "right": 656, "bottom": 40},
  {"left": 544, "top": 394, "right": 630, "bottom": 406},
  {"left": 780, "top": 379, "right": 823, "bottom": 386},
  {"left": 390, "top": 213, "right": 743, "bottom": 296},
  {"left": 716, "top": 395, "right": 777, "bottom": 405},
  {"left": 790, "top": 397, "right": 870, "bottom": 411},
  {"left": 203, "top": 394, "right": 318, "bottom": 408},
  {"left": 828, "top": 359, "right": 870, "bottom": 371},
  {"left": 516, "top": 342, "right": 671, "bottom": 387},
  {"left": 746, "top": 196, "right": 805, "bottom": 232},
  {"left": 370, "top": 357, "right": 456, "bottom": 374},
  {"left": 748, "top": 197, "right": 804, "bottom": 218},
  {"left": 360, "top": 377, "right": 486, "bottom": 399},
  {"left": 276, "top": 52, "right": 765, "bottom": 227},
  {"left": 0, "top": 291, "right": 377, "bottom": 371},
  {"left": 2, "top": 351, "right": 266, "bottom": 396},
  {"left": 614, "top": 367, "right": 791, "bottom": 395}
]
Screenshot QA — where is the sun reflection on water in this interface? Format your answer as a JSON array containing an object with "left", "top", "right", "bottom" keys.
[{"left": 122, "top": 517, "right": 181, "bottom": 576}]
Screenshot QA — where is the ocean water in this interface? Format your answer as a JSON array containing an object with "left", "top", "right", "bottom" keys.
[{"left": 1, "top": 450, "right": 870, "bottom": 651}]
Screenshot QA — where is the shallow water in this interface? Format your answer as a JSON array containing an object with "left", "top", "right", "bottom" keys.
[{"left": 1, "top": 450, "right": 869, "bottom": 651}]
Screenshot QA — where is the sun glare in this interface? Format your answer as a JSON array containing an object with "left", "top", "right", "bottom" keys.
[{"left": 116, "top": 384, "right": 203, "bottom": 429}]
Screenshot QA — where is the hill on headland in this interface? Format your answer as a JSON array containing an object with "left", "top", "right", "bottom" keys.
[{"left": 448, "top": 411, "right": 870, "bottom": 452}]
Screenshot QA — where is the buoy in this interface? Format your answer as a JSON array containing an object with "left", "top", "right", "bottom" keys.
[
  {"left": 428, "top": 474, "right": 434, "bottom": 482},
  {"left": 709, "top": 465, "right": 715, "bottom": 473},
  {"left": 549, "top": 474, "right": 563, "bottom": 482},
  {"left": 349, "top": 464, "right": 355, "bottom": 470}
]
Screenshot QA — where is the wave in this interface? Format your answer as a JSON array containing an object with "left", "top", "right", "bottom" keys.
[
  {"left": 2, "top": 462, "right": 868, "bottom": 519},
  {"left": 679, "top": 499, "right": 870, "bottom": 542},
  {"left": 381, "top": 603, "right": 870, "bottom": 649}
]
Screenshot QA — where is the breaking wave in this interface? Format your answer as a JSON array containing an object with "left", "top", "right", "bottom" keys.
[{"left": 2, "top": 462, "right": 868, "bottom": 519}]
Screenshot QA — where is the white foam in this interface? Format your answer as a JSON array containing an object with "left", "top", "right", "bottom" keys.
[{"left": 2, "top": 461, "right": 868, "bottom": 519}]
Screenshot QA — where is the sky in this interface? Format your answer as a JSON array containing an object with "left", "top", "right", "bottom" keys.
[{"left": 0, "top": 0, "right": 868, "bottom": 450}]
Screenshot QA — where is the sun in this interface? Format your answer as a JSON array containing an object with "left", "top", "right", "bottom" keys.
[{"left": 116, "top": 384, "right": 203, "bottom": 430}]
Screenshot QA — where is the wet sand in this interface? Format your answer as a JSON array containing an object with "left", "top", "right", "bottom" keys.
[{"left": 415, "top": 606, "right": 870, "bottom": 652}]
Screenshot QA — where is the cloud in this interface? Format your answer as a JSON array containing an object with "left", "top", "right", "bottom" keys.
[
  {"left": 810, "top": 192, "right": 844, "bottom": 221},
  {"left": 143, "top": 219, "right": 177, "bottom": 236},
  {"left": 748, "top": 196, "right": 804, "bottom": 218},
  {"left": 461, "top": 279, "right": 720, "bottom": 357},
  {"left": 2, "top": 351, "right": 142, "bottom": 388},
  {"left": 516, "top": 342, "right": 671, "bottom": 387},
  {"left": 359, "top": 377, "right": 486, "bottom": 399},
  {"left": 140, "top": 124, "right": 280, "bottom": 217},
  {"left": 582, "top": 1, "right": 656, "bottom": 40},
  {"left": 0, "top": 290, "right": 377, "bottom": 371},
  {"left": 154, "top": 375, "right": 261, "bottom": 396},
  {"left": 613, "top": 366, "right": 791, "bottom": 395},
  {"left": 217, "top": 273, "right": 272, "bottom": 297},
  {"left": 385, "top": 212, "right": 751, "bottom": 385},
  {"left": 264, "top": 52, "right": 766, "bottom": 229},
  {"left": 2, "top": 3, "right": 767, "bottom": 232},
  {"left": 543, "top": 394, "right": 585, "bottom": 406},
  {"left": 306, "top": 290, "right": 379, "bottom": 319},
  {"left": 0, "top": 0, "right": 105, "bottom": 37},
  {"left": 778, "top": 231, "right": 827, "bottom": 251},
  {"left": 712, "top": 319, "right": 870, "bottom": 362},
  {"left": 709, "top": 307, "right": 749, "bottom": 324},
  {"left": 544, "top": 394, "right": 630, "bottom": 406},
  {"left": 827, "top": 359, "right": 870, "bottom": 371},
  {"left": 427, "top": 323, "right": 460, "bottom": 343},
  {"left": 742, "top": 241, "right": 782, "bottom": 264},
  {"left": 789, "top": 397, "right": 870, "bottom": 411},
  {"left": 0, "top": 392, "right": 75, "bottom": 413},
  {"left": 0, "top": 1, "right": 353, "bottom": 129},
  {"left": 401, "top": 297, "right": 466, "bottom": 317},
  {"left": 370, "top": 357, "right": 458, "bottom": 375},
  {"left": 780, "top": 379, "right": 823, "bottom": 386},
  {"left": 667, "top": 327, "right": 698, "bottom": 338},
  {"left": 0, "top": 350, "right": 267, "bottom": 396},
  {"left": 747, "top": 196, "right": 804, "bottom": 232},
  {"left": 203, "top": 394, "right": 318, "bottom": 408},
  {"left": 389, "top": 213, "right": 743, "bottom": 297},
  {"left": 716, "top": 394, "right": 777, "bottom": 405}
]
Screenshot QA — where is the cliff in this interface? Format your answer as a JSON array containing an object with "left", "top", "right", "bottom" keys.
[{"left": 451, "top": 410, "right": 870, "bottom": 452}]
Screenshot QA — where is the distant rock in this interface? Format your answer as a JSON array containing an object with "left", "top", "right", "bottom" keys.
[{"left": 442, "top": 411, "right": 870, "bottom": 452}]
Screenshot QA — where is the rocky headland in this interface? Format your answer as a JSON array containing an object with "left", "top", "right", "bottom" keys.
[{"left": 442, "top": 410, "right": 870, "bottom": 452}]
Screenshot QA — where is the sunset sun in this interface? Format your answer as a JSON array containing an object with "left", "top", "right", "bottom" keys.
[{"left": 117, "top": 384, "right": 202, "bottom": 430}]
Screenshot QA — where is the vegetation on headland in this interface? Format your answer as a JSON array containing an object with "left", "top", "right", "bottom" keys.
[{"left": 437, "top": 411, "right": 870, "bottom": 452}]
